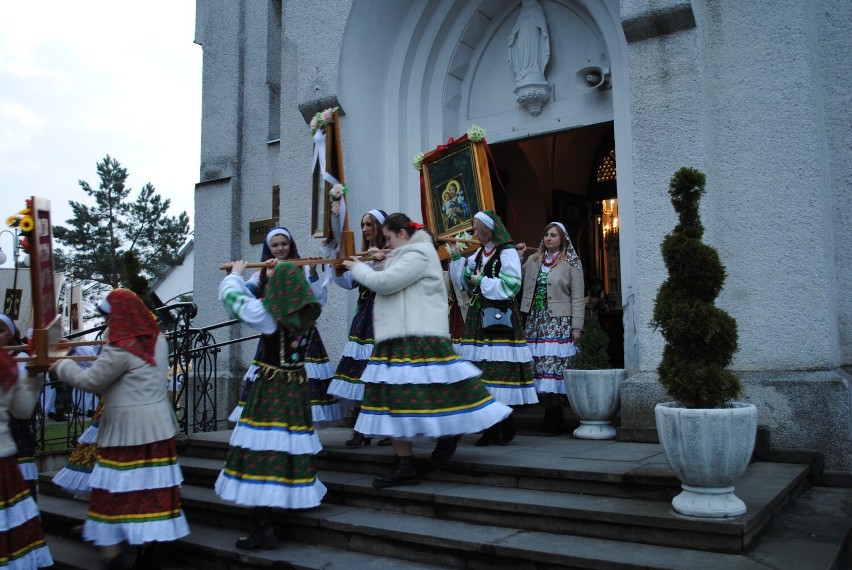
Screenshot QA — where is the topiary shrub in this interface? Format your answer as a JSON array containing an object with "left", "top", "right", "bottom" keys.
[
  {"left": 571, "top": 304, "right": 613, "bottom": 370},
  {"left": 650, "top": 167, "right": 740, "bottom": 409}
]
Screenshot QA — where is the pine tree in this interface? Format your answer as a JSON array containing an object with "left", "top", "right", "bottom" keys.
[{"left": 54, "top": 155, "right": 190, "bottom": 309}]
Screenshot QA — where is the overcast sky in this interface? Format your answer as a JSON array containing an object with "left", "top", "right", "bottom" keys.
[{"left": 0, "top": 2, "right": 201, "bottom": 267}]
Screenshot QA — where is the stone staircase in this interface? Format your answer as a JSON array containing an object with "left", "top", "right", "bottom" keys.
[{"left": 38, "top": 427, "right": 852, "bottom": 569}]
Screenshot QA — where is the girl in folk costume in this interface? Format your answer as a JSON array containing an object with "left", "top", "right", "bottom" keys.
[
  {"left": 519, "top": 222, "right": 585, "bottom": 432},
  {"left": 0, "top": 333, "right": 53, "bottom": 568},
  {"left": 343, "top": 213, "right": 511, "bottom": 489},
  {"left": 53, "top": 344, "right": 104, "bottom": 499},
  {"left": 229, "top": 227, "right": 345, "bottom": 429},
  {"left": 0, "top": 314, "right": 38, "bottom": 499},
  {"left": 449, "top": 211, "right": 537, "bottom": 447},
  {"left": 50, "top": 289, "right": 189, "bottom": 569},
  {"left": 328, "top": 209, "right": 392, "bottom": 447},
  {"left": 217, "top": 261, "right": 327, "bottom": 550}
]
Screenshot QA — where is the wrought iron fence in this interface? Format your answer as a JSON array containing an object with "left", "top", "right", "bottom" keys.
[{"left": 35, "top": 301, "right": 260, "bottom": 455}]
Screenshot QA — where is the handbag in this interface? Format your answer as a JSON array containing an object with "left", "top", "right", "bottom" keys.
[{"left": 482, "top": 306, "right": 513, "bottom": 331}]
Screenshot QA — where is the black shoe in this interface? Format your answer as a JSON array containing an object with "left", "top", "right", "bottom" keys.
[
  {"left": 235, "top": 526, "right": 278, "bottom": 550},
  {"left": 373, "top": 455, "right": 419, "bottom": 488},
  {"left": 376, "top": 437, "right": 392, "bottom": 446},
  {"left": 475, "top": 424, "right": 500, "bottom": 447},
  {"left": 540, "top": 405, "right": 565, "bottom": 433},
  {"left": 496, "top": 416, "right": 516, "bottom": 445},
  {"left": 345, "top": 431, "right": 371, "bottom": 447},
  {"left": 132, "top": 545, "right": 161, "bottom": 570},
  {"left": 431, "top": 435, "right": 461, "bottom": 467}
]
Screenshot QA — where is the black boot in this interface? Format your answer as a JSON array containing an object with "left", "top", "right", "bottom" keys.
[
  {"left": 376, "top": 437, "right": 392, "bottom": 446},
  {"left": 236, "top": 515, "right": 278, "bottom": 550},
  {"left": 540, "top": 405, "right": 565, "bottom": 433},
  {"left": 132, "top": 544, "right": 161, "bottom": 570},
  {"left": 475, "top": 424, "right": 500, "bottom": 447},
  {"left": 496, "top": 415, "right": 516, "bottom": 445},
  {"left": 373, "top": 455, "right": 419, "bottom": 488},
  {"left": 431, "top": 435, "right": 461, "bottom": 467},
  {"left": 345, "top": 431, "right": 371, "bottom": 447}
]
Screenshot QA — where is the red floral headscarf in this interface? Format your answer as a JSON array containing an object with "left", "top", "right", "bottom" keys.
[
  {"left": 0, "top": 349, "right": 18, "bottom": 392},
  {"left": 103, "top": 289, "right": 160, "bottom": 366}
]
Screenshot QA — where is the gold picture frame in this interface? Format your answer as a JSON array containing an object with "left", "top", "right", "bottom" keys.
[{"left": 421, "top": 139, "right": 495, "bottom": 260}]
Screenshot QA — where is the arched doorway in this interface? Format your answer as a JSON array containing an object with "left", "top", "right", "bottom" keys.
[
  {"left": 488, "top": 123, "right": 624, "bottom": 367},
  {"left": 339, "top": 0, "right": 635, "bottom": 367}
]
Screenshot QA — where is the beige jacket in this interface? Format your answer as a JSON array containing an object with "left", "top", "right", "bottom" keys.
[
  {"left": 519, "top": 256, "right": 585, "bottom": 330},
  {"left": 56, "top": 334, "right": 178, "bottom": 447}
]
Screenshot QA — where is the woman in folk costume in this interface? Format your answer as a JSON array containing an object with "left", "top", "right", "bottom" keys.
[
  {"left": 343, "top": 213, "right": 511, "bottom": 489},
  {"left": 51, "top": 399, "right": 105, "bottom": 499},
  {"left": 52, "top": 344, "right": 104, "bottom": 499},
  {"left": 217, "top": 260, "right": 326, "bottom": 550},
  {"left": 0, "top": 332, "right": 53, "bottom": 568},
  {"left": 328, "top": 209, "right": 392, "bottom": 447},
  {"left": 0, "top": 314, "right": 38, "bottom": 498},
  {"left": 229, "top": 227, "right": 345, "bottom": 429},
  {"left": 519, "top": 222, "right": 585, "bottom": 432},
  {"left": 449, "top": 210, "right": 537, "bottom": 447},
  {"left": 50, "top": 289, "right": 189, "bottom": 569}
]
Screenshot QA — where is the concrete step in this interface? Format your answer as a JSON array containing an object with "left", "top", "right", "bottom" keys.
[
  {"left": 35, "top": 464, "right": 852, "bottom": 570},
  {"left": 36, "top": 485, "right": 851, "bottom": 570},
  {"left": 182, "top": 428, "right": 683, "bottom": 500},
  {"left": 72, "top": 453, "right": 805, "bottom": 554}
]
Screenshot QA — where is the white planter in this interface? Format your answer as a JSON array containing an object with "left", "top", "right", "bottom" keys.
[
  {"left": 655, "top": 402, "right": 758, "bottom": 518},
  {"left": 564, "top": 369, "right": 627, "bottom": 440}
]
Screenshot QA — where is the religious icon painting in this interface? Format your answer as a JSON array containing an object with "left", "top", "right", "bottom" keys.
[{"left": 421, "top": 137, "right": 495, "bottom": 260}]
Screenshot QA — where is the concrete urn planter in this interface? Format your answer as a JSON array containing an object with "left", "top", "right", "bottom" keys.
[
  {"left": 564, "top": 369, "right": 627, "bottom": 440},
  {"left": 654, "top": 402, "right": 758, "bottom": 518}
]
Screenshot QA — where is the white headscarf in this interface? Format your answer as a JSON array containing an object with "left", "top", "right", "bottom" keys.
[
  {"left": 265, "top": 228, "right": 292, "bottom": 248},
  {"left": 367, "top": 209, "right": 387, "bottom": 225},
  {"left": 473, "top": 211, "right": 494, "bottom": 230}
]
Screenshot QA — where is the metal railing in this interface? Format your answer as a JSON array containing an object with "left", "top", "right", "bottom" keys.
[{"left": 35, "top": 301, "right": 260, "bottom": 455}]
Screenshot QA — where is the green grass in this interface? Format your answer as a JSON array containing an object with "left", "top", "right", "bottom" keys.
[{"left": 40, "top": 420, "right": 92, "bottom": 454}]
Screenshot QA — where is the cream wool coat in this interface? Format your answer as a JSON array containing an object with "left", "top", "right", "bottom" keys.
[
  {"left": 55, "top": 334, "right": 178, "bottom": 447},
  {"left": 350, "top": 230, "right": 449, "bottom": 342}
]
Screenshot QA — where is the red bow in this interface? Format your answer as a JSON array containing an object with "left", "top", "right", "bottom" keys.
[{"left": 409, "top": 221, "right": 424, "bottom": 231}]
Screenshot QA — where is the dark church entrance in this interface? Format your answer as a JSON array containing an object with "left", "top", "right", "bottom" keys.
[{"left": 488, "top": 123, "right": 623, "bottom": 367}]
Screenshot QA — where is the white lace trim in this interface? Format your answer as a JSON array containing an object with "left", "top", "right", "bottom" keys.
[
  {"left": 215, "top": 472, "right": 327, "bottom": 509},
  {"left": 361, "top": 360, "right": 482, "bottom": 385},
  {"left": 89, "top": 463, "right": 184, "bottom": 493},
  {"left": 454, "top": 344, "right": 532, "bottom": 363},
  {"left": 229, "top": 422, "right": 322, "bottom": 455},
  {"left": 341, "top": 341, "right": 373, "bottom": 360},
  {"left": 355, "top": 400, "right": 511, "bottom": 439},
  {"left": 83, "top": 515, "right": 190, "bottom": 546}
]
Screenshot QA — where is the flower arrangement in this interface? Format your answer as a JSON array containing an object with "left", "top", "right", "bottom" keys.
[
  {"left": 467, "top": 124, "right": 486, "bottom": 142},
  {"left": 6, "top": 199, "right": 34, "bottom": 253},
  {"left": 443, "top": 230, "right": 473, "bottom": 256},
  {"left": 329, "top": 183, "right": 348, "bottom": 215},
  {"left": 412, "top": 152, "right": 426, "bottom": 171},
  {"left": 310, "top": 106, "right": 339, "bottom": 136}
]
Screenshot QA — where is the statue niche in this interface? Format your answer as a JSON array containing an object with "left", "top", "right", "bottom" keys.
[{"left": 507, "top": 0, "right": 551, "bottom": 116}]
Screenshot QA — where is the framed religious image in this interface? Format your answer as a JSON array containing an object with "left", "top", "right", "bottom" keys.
[
  {"left": 310, "top": 110, "right": 345, "bottom": 239},
  {"left": 421, "top": 138, "right": 495, "bottom": 260}
]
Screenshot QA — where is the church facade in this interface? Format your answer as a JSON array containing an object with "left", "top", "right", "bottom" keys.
[{"left": 192, "top": 1, "right": 851, "bottom": 475}]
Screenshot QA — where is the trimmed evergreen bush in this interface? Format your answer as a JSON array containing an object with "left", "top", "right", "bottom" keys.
[
  {"left": 651, "top": 167, "right": 740, "bottom": 408},
  {"left": 571, "top": 304, "right": 612, "bottom": 370}
]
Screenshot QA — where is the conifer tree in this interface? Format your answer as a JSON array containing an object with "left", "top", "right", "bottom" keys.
[
  {"left": 651, "top": 167, "right": 739, "bottom": 408},
  {"left": 54, "top": 155, "right": 190, "bottom": 309}
]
